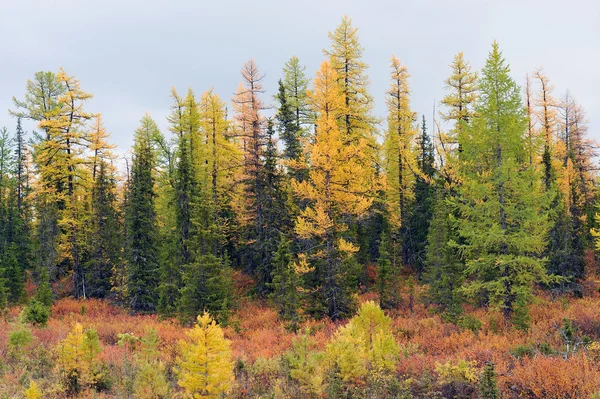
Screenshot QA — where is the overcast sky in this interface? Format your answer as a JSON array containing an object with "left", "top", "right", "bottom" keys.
[{"left": 1, "top": 0, "right": 599, "bottom": 157}]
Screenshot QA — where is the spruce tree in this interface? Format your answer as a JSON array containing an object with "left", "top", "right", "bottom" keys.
[
  {"left": 125, "top": 116, "right": 160, "bottom": 313},
  {"left": 377, "top": 232, "right": 400, "bottom": 309},
  {"left": 424, "top": 193, "right": 464, "bottom": 321},
  {"left": 479, "top": 362, "right": 500, "bottom": 399},
  {"left": 85, "top": 161, "right": 121, "bottom": 298},
  {"left": 268, "top": 233, "right": 300, "bottom": 324},
  {"left": 255, "top": 119, "right": 290, "bottom": 294},
  {"left": 406, "top": 116, "right": 435, "bottom": 276},
  {"left": 276, "top": 80, "right": 301, "bottom": 164}
]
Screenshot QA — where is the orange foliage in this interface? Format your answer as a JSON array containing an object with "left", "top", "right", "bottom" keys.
[{"left": 506, "top": 353, "right": 600, "bottom": 398}]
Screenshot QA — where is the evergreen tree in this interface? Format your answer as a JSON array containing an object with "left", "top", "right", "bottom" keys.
[
  {"left": 268, "top": 233, "right": 300, "bottom": 324},
  {"left": 85, "top": 161, "right": 121, "bottom": 298},
  {"left": 125, "top": 116, "right": 160, "bottom": 313},
  {"left": 454, "top": 43, "right": 552, "bottom": 324},
  {"left": 0, "top": 126, "right": 27, "bottom": 304},
  {"left": 255, "top": 119, "right": 290, "bottom": 293},
  {"left": 377, "top": 232, "right": 400, "bottom": 309},
  {"left": 424, "top": 193, "right": 464, "bottom": 321},
  {"left": 406, "top": 116, "right": 436, "bottom": 276},
  {"left": 479, "top": 362, "right": 500, "bottom": 399},
  {"left": 275, "top": 80, "right": 302, "bottom": 169}
]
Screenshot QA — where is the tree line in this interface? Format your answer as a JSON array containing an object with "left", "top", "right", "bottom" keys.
[{"left": 1, "top": 16, "right": 598, "bottom": 329}]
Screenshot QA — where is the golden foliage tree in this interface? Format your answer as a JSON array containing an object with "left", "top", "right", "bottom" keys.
[
  {"left": 56, "top": 323, "right": 103, "bottom": 393},
  {"left": 177, "top": 311, "right": 234, "bottom": 399},
  {"left": 327, "top": 301, "right": 399, "bottom": 382},
  {"left": 24, "top": 380, "right": 43, "bottom": 399},
  {"left": 384, "top": 56, "right": 418, "bottom": 231},
  {"left": 292, "top": 60, "right": 378, "bottom": 320},
  {"left": 439, "top": 52, "right": 478, "bottom": 184}
]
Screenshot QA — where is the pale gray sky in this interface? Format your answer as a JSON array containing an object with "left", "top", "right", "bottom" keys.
[{"left": 1, "top": 0, "right": 599, "bottom": 156}]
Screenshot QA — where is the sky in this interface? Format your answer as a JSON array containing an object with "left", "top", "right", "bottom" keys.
[{"left": 1, "top": 0, "right": 599, "bottom": 159}]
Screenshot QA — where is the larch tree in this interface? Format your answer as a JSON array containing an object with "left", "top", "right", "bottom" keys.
[
  {"left": 293, "top": 61, "right": 378, "bottom": 320},
  {"left": 157, "top": 87, "right": 187, "bottom": 316},
  {"left": 324, "top": 16, "right": 377, "bottom": 148},
  {"left": 383, "top": 56, "right": 418, "bottom": 267},
  {"left": 455, "top": 43, "right": 552, "bottom": 324},
  {"left": 282, "top": 56, "right": 312, "bottom": 132},
  {"left": 11, "top": 69, "right": 93, "bottom": 297},
  {"left": 232, "top": 59, "right": 270, "bottom": 281},
  {"left": 533, "top": 68, "right": 558, "bottom": 191},
  {"left": 84, "top": 115, "right": 119, "bottom": 299},
  {"left": 326, "top": 301, "right": 399, "bottom": 382},
  {"left": 534, "top": 70, "right": 585, "bottom": 289},
  {"left": 278, "top": 56, "right": 311, "bottom": 181},
  {"left": 177, "top": 311, "right": 234, "bottom": 399},
  {"left": 175, "top": 89, "right": 233, "bottom": 323},
  {"left": 439, "top": 52, "right": 478, "bottom": 185},
  {"left": 125, "top": 115, "right": 160, "bottom": 313},
  {"left": 324, "top": 16, "right": 380, "bottom": 265}
]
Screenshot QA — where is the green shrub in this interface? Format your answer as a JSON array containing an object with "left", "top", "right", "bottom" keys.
[
  {"left": 458, "top": 315, "right": 482, "bottom": 334},
  {"left": 510, "top": 344, "right": 535, "bottom": 359},
  {"left": 21, "top": 300, "right": 50, "bottom": 327}
]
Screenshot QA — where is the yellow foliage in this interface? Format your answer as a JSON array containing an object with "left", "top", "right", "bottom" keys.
[
  {"left": 24, "top": 380, "right": 43, "bottom": 399},
  {"left": 293, "top": 60, "right": 378, "bottom": 251},
  {"left": 327, "top": 301, "right": 399, "bottom": 381},
  {"left": 56, "top": 323, "right": 103, "bottom": 389},
  {"left": 133, "top": 360, "right": 170, "bottom": 399},
  {"left": 435, "top": 359, "right": 479, "bottom": 384},
  {"left": 384, "top": 56, "right": 418, "bottom": 227},
  {"left": 177, "top": 311, "right": 234, "bottom": 399}
]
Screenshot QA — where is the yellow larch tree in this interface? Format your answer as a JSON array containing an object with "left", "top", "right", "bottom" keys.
[
  {"left": 88, "top": 114, "right": 116, "bottom": 180},
  {"left": 439, "top": 52, "right": 478, "bottom": 185},
  {"left": 324, "top": 16, "right": 377, "bottom": 148},
  {"left": 56, "top": 323, "right": 103, "bottom": 393},
  {"left": 533, "top": 68, "right": 562, "bottom": 192},
  {"left": 293, "top": 60, "right": 378, "bottom": 320},
  {"left": 24, "top": 380, "right": 43, "bottom": 399},
  {"left": 383, "top": 56, "right": 418, "bottom": 231},
  {"left": 326, "top": 301, "right": 398, "bottom": 382},
  {"left": 199, "top": 89, "right": 242, "bottom": 207},
  {"left": 176, "top": 311, "right": 234, "bottom": 399}
]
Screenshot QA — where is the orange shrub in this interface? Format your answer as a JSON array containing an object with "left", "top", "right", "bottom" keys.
[{"left": 505, "top": 353, "right": 600, "bottom": 398}]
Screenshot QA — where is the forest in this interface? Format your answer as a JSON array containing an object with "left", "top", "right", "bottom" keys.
[{"left": 1, "top": 15, "right": 600, "bottom": 399}]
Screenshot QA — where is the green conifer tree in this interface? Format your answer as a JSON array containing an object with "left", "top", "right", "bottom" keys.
[
  {"left": 85, "top": 161, "right": 121, "bottom": 298},
  {"left": 268, "top": 233, "right": 300, "bottom": 324},
  {"left": 454, "top": 42, "right": 552, "bottom": 323},
  {"left": 125, "top": 116, "right": 160, "bottom": 313}
]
